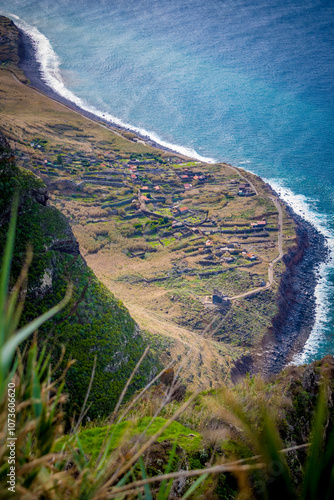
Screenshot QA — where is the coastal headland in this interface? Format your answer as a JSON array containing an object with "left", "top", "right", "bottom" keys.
[{"left": 0, "top": 15, "right": 328, "bottom": 388}]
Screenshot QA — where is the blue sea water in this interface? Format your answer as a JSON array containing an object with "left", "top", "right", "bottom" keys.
[{"left": 1, "top": 0, "right": 333, "bottom": 363}]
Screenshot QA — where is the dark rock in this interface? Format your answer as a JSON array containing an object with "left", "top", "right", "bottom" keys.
[
  {"left": 171, "top": 383, "right": 187, "bottom": 402},
  {"left": 230, "top": 354, "right": 253, "bottom": 383},
  {"left": 161, "top": 367, "right": 174, "bottom": 386},
  {"left": 254, "top": 207, "right": 329, "bottom": 376},
  {"left": 31, "top": 187, "right": 49, "bottom": 206},
  {"left": 50, "top": 239, "right": 80, "bottom": 255}
]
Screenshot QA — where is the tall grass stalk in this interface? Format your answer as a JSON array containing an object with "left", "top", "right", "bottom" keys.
[{"left": 1, "top": 202, "right": 334, "bottom": 499}]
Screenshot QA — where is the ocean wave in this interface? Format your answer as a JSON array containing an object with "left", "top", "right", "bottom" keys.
[
  {"left": 264, "top": 179, "right": 334, "bottom": 366},
  {"left": 3, "top": 11, "right": 332, "bottom": 365},
  {"left": 5, "top": 13, "right": 216, "bottom": 164},
  {"left": 291, "top": 261, "right": 332, "bottom": 365}
]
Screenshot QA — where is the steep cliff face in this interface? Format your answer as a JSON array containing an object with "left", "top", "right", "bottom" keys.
[
  {"left": 265, "top": 211, "right": 328, "bottom": 373},
  {"left": 273, "top": 223, "right": 311, "bottom": 332},
  {"left": 231, "top": 207, "right": 328, "bottom": 381},
  {"left": 0, "top": 132, "right": 157, "bottom": 418},
  {"left": 0, "top": 15, "right": 27, "bottom": 82},
  {"left": 276, "top": 354, "right": 334, "bottom": 452}
]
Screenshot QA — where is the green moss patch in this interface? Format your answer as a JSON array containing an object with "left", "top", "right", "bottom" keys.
[{"left": 56, "top": 417, "right": 202, "bottom": 463}]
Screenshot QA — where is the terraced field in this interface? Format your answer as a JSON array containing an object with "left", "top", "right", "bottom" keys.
[{"left": 0, "top": 39, "right": 298, "bottom": 386}]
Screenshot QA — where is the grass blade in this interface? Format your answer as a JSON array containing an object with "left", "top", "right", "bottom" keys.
[
  {"left": 157, "top": 442, "right": 177, "bottom": 500},
  {"left": 0, "top": 194, "right": 18, "bottom": 345},
  {"left": 181, "top": 473, "right": 208, "bottom": 499},
  {"left": 0, "top": 283, "right": 72, "bottom": 378},
  {"left": 139, "top": 457, "right": 153, "bottom": 500}
]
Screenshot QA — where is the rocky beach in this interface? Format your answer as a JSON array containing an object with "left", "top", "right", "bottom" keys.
[
  {"left": 260, "top": 206, "right": 329, "bottom": 374},
  {"left": 2, "top": 16, "right": 330, "bottom": 379},
  {"left": 1, "top": 5, "right": 333, "bottom": 497}
]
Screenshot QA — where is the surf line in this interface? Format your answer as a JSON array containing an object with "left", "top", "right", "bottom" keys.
[{"left": 9, "top": 12, "right": 216, "bottom": 163}]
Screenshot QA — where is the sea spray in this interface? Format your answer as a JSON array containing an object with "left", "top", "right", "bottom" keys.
[
  {"left": 1, "top": 0, "right": 333, "bottom": 364},
  {"left": 10, "top": 12, "right": 334, "bottom": 365},
  {"left": 7, "top": 13, "right": 216, "bottom": 164},
  {"left": 266, "top": 180, "right": 333, "bottom": 365}
]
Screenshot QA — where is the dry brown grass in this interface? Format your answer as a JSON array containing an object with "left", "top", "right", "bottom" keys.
[
  {"left": 0, "top": 69, "right": 162, "bottom": 158},
  {"left": 0, "top": 65, "right": 299, "bottom": 392},
  {"left": 80, "top": 255, "right": 244, "bottom": 389}
]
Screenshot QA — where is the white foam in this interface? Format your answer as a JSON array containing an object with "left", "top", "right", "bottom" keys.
[
  {"left": 3, "top": 12, "right": 333, "bottom": 365},
  {"left": 5, "top": 13, "right": 216, "bottom": 164},
  {"left": 263, "top": 179, "right": 334, "bottom": 366},
  {"left": 291, "top": 261, "right": 332, "bottom": 364}
]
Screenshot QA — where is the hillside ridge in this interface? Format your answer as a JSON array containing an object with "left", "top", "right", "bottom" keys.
[
  {"left": 0, "top": 15, "right": 328, "bottom": 391},
  {"left": 0, "top": 130, "right": 156, "bottom": 418}
]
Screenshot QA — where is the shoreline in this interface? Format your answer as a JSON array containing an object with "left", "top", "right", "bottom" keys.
[
  {"left": 258, "top": 201, "right": 329, "bottom": 375},
  {"left": 230, "top": 195, "right": 329, "bottom": 380},
  {"left": 16, "top": 22, "right": 330, "bottom": 374},
  {"left": 17, "top": 28, "right": 198, "bottom": 160}
]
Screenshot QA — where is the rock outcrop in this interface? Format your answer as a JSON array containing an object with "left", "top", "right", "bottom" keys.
[{"left": 261, "top": 211, "right": 329, "bottom": 375}]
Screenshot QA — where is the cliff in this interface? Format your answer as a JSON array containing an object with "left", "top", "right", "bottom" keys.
[
  {"left": 0, "top": 132, "right": 156, "bottom": 418},
  {"left": 263, "top": 209, "right": 329, "bottom": 374},
  {"left": 0, "top": 14, "right": 329, "bottom": 391},
  {"left": 0, "top": 15, "right": 27, "bottom": 83}
]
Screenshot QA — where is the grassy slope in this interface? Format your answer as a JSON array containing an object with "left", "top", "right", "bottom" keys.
[
  {"left": 55, "top": 355, "right": 334, "bottom": 498},
  {"left": 0, "top": 67, "right": 248, "bottom": 387},
  {"left": 0, "top": 134, "right": 157, "bottom": 419},
  {"left": 0, "top": 16, "right": 299, "bottom": 390},
  {"left": 1, "top": 19, "right": 333, "bottom": 498},
  {"left": 56, "top": 417, "right": 202, "bottom": 462}
]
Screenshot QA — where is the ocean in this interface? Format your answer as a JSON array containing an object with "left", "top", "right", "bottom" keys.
[{"left": 1, "top": 0, "right": 333, "bottom": 364}]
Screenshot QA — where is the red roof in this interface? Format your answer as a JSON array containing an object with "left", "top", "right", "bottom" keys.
[
  {"left": 180, "top": 207, "right": 188, "bottom": 211},
  {"left": 251, "top": 220, "right": 266, "bottom": 226}
]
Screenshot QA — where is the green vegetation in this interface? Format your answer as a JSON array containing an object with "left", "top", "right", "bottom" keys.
[
  {"left": 0, "top": 15, "right": 333, "bottom": 499},
  {"left": 0, "top": 35, "right": 299, "bottom": 387},
  {"left": 1, "top": 218, "right": 333, "bottom": 499},
  {"left": 56, "top": 417, "right": 202, "bottom": 462},
  {"left": 0, "top": 133, "right": 156, "bottom": 418}
]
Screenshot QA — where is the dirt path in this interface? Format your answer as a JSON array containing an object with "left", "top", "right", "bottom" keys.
[
  {"left": 227, "top": 165, "right": 259, "bottom": 195},
  {"left": 136, "top": 159, "right": 283, "bottom": 302},
  {"left": 12, "top": 71, "right": 284, "bottom": 303},
  {"left": 267, "top": 196, "right": 284, "bottom": 285},
  {"left": 230, "top": 196, "right": 283, "bottom": 301}
]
